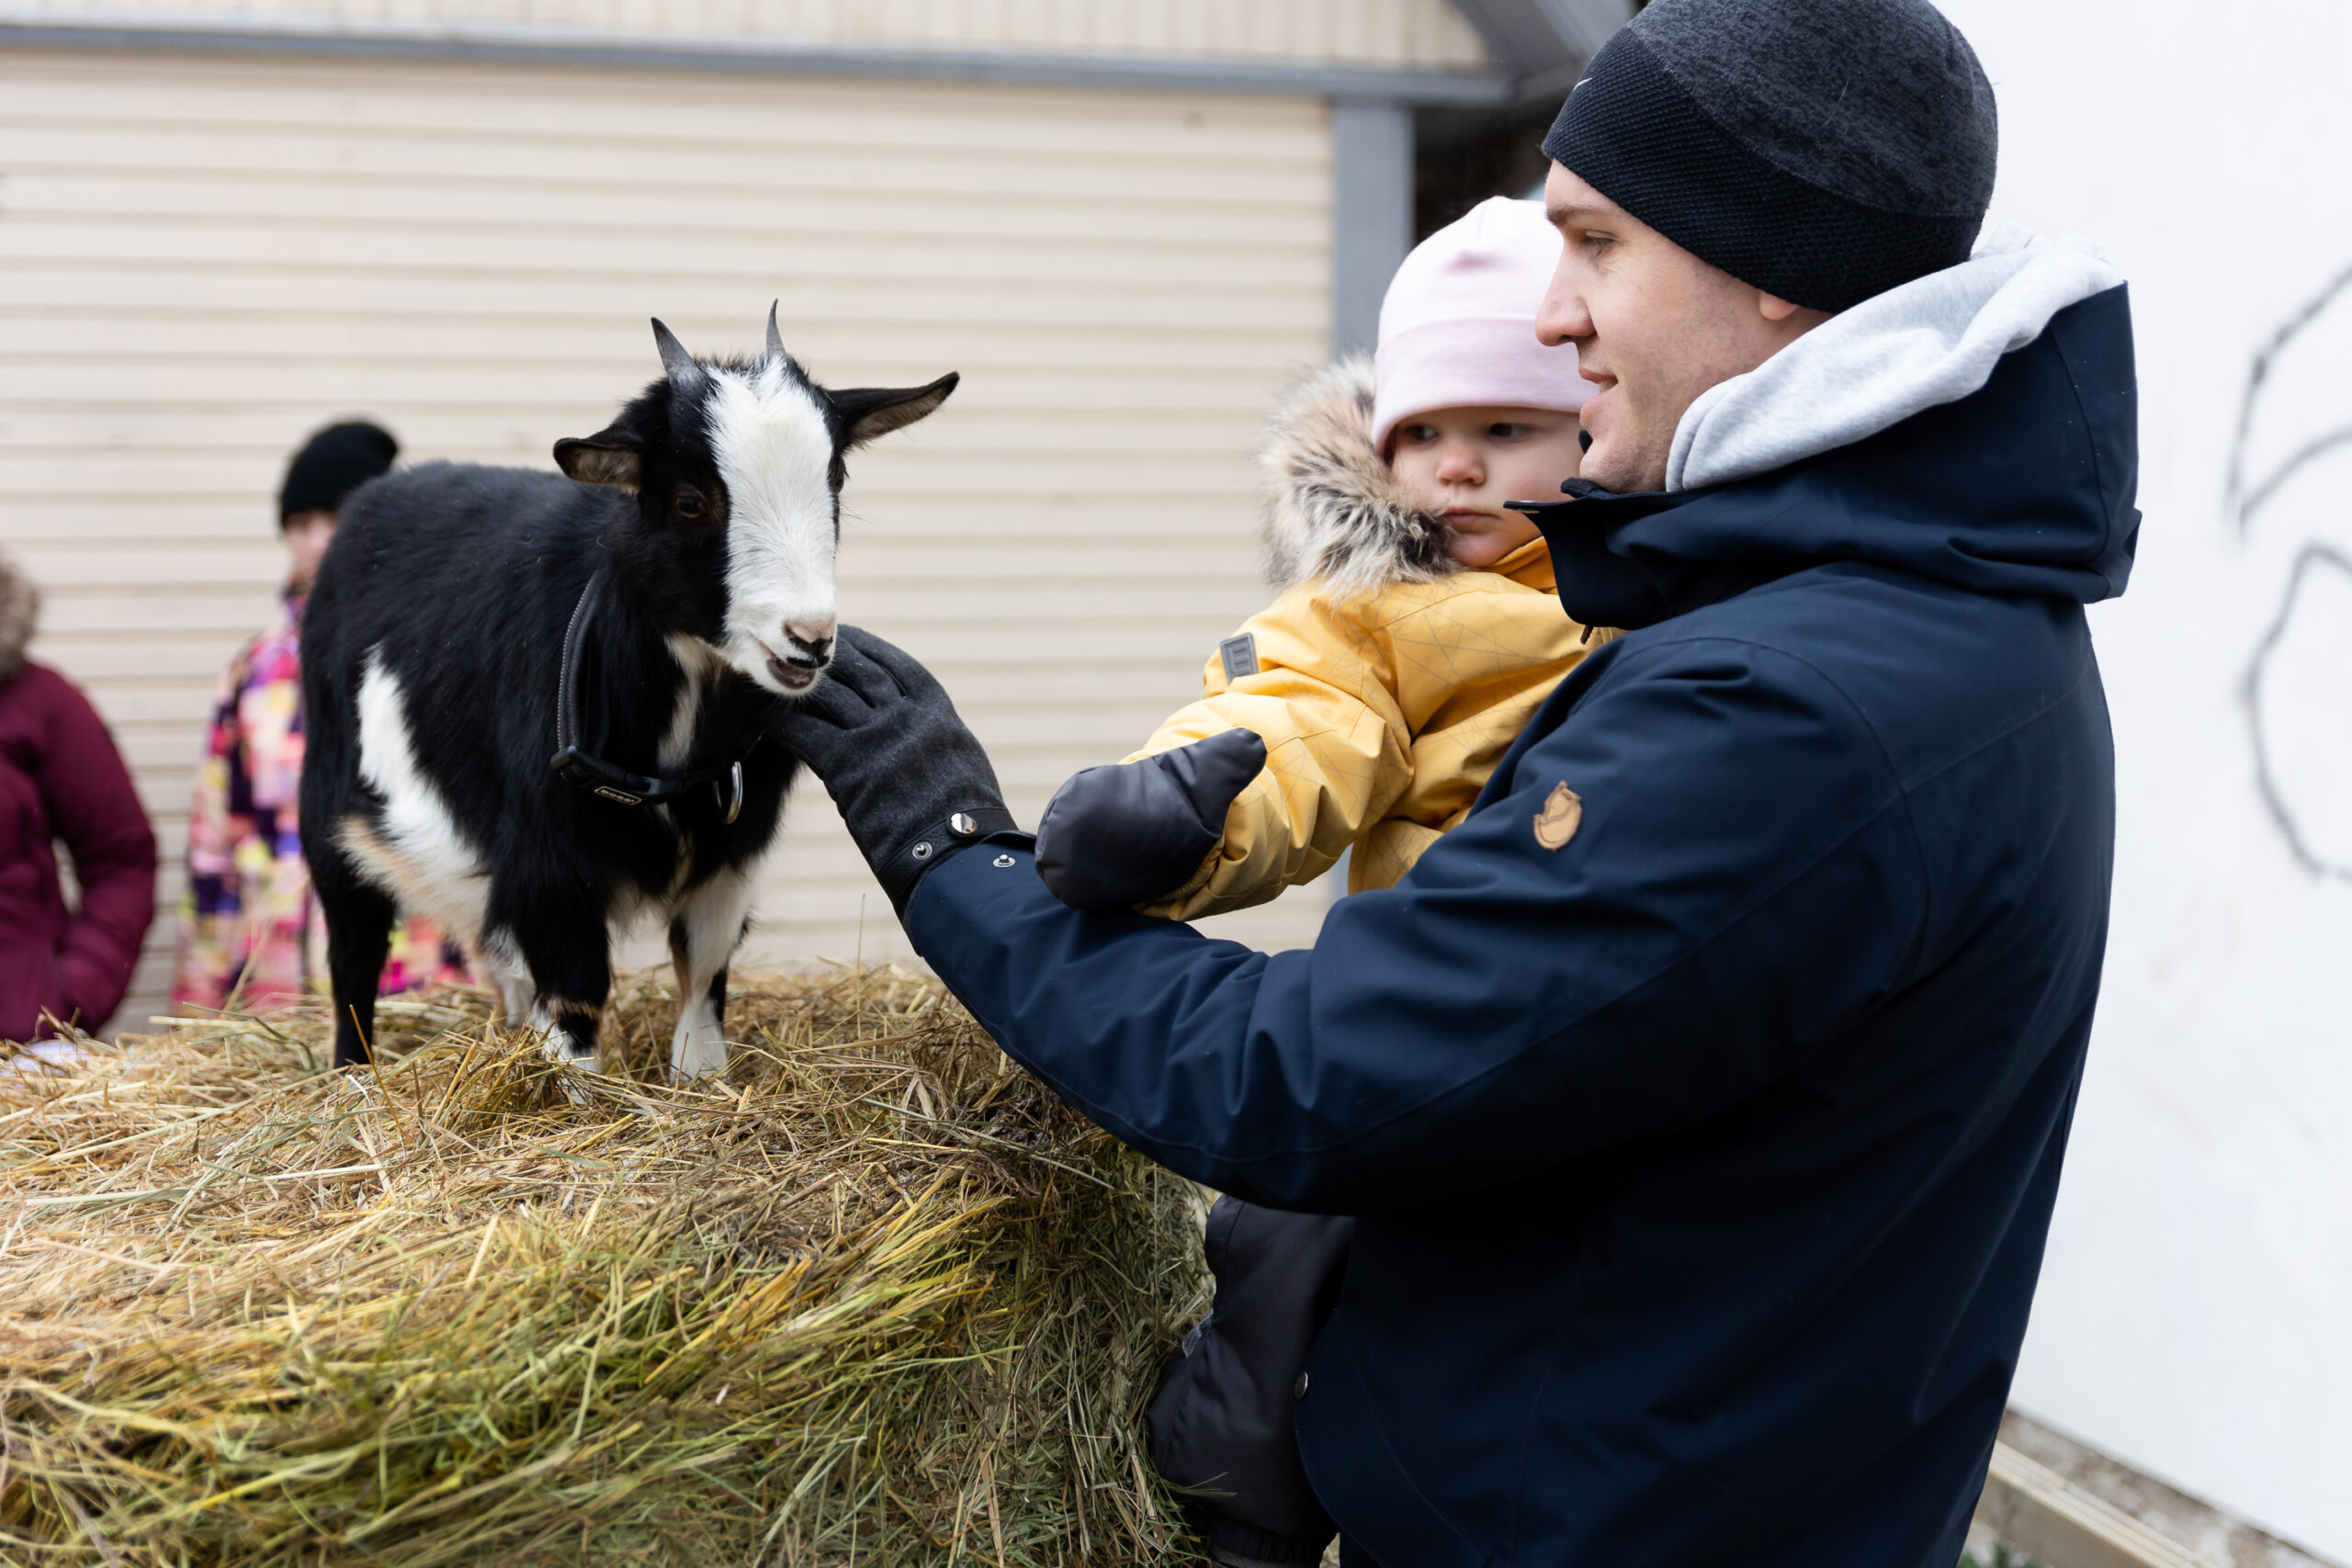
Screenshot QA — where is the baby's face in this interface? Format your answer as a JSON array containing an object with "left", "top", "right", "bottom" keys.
[{"left": 1388, "top": 406, "right": 1583, "bottom": 570}]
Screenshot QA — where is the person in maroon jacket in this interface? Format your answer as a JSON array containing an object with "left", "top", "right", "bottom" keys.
[{"left": 0, "top": 548, "right": 157, "bottom": 1042}]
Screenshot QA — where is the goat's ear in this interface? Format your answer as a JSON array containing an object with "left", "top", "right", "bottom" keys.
[
  {"left": 831, "top": 373, "right": 959, "bottom": 449},
  {"left": 554, "top": 426, "right": 642, "bottom": 492}
]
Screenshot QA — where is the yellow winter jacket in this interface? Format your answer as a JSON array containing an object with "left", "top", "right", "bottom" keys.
[{"left": 1130, "top": 358, "right": 1613, "bottom": 920}]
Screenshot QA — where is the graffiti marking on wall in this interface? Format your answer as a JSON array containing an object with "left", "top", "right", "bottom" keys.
[{"left": 2230, "top": 263, "right": 2352, "bottom": 882}]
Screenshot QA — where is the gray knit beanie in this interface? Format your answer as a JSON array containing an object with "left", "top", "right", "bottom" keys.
[{"left": 1543, "top": 0, "right": 1998, "bottom": 312}]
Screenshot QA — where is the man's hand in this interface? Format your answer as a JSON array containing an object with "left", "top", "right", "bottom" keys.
[
  {"left": 1034, "top": 730, "right": 1267, "bottom": 912},
  {"left": 768, "top": 627, "right": 1018, "bottom": 915}
]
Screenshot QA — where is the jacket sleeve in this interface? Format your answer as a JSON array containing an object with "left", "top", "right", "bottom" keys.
[
  {"left": 1129, "top": 587, "right": 1417, "bottom": 920},
  {"left": 907, "top": 637, "right": 1929, "bottom": 1213},
  {"left": 37, "top": 677, "right": 157, "bottom": 1031}
]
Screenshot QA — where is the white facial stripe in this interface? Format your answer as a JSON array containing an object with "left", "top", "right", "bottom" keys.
[
  {"left": 705, "top": 364, "right": 839, "bottom": 689},
  {"left": 353, "top": 654, "right": 490, "bottom": 936}
]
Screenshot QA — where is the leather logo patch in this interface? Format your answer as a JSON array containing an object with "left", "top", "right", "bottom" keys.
[
  {"left": 1219, "top": 632, "right": 1260, "bottom": 682},
  {"left": 1533, "top": 783, "right": 1583, "bottom": 851}
]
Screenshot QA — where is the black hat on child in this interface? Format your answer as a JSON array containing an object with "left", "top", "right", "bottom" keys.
[
  {"left": 278, "top": 421, "right": 399, "bottom": 525},
  {"left": 1543, "top": 0, "right": 1999, "bottom": 313}
]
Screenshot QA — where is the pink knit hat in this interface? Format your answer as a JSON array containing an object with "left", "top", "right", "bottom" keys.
[{"left": 1371, "top": 196, "right": 1589, "bottom": 451}]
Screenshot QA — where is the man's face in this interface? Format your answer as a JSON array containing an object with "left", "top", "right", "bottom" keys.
[{"left": 1536, "top": 164, "right": 1826, "bottom": 493}]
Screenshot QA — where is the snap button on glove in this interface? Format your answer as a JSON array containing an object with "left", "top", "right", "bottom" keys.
[
  {"left": 766, "top": 627, "right": 1018, "bottom": 916},
  {"left": 1034, "top": 728, "right": 1268, "bottom": 912}
]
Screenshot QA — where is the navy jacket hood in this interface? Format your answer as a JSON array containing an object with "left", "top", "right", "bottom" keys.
[{"left": 1527, "top": 285, "right": 2140, "bottom": 631}]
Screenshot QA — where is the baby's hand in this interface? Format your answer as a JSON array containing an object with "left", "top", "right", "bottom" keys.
[{"left": 1035, "top": 730, "right": 1268, "bottom": 912}]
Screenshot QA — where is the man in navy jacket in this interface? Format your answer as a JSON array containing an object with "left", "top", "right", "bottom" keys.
[{"left": 775, "top": 1, "right": 2139, "bottom": 1562}]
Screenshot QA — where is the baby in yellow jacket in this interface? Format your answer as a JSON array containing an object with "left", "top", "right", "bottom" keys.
[{"left": 1036, "top": 197, "right": 1611, "bottom": 919}]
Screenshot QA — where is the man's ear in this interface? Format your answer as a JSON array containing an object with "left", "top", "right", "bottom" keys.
[
  {"left": 554, "top": 426, "right": 642, "bottom": 491},
  {"left": 830, "top": 373, "right": 959, "bottom": 449},
  {"left": 1758, "top": 290, "right": 1832, "bottom": 329}
]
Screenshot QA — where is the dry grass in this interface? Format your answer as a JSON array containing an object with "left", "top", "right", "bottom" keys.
[{"left": 0, "top": 970, "right": 1211, "bottom": 1566}]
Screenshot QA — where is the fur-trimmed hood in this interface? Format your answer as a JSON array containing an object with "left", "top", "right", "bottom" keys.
[
  {"left": 1259, "top": 356, "right": 1455, "bottom": 602},
  {"left": 0, "top": 549, "right": 38, "bottom": 685}
]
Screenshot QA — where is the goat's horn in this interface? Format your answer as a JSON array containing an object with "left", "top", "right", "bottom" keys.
[
  {"left": 764, "top": 300, "right": 785, "bottom": 360},
  {"left": 650, "top": 318, "right": 703, "bottom": 385}
]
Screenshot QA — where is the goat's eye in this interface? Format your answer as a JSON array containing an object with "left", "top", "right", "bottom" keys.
[{"left": 673, "top": 488, "right": 707, "bottom": 521}]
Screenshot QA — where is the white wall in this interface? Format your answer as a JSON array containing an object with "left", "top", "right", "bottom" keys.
[{"left": 1932, "top": 1, "right": 2352, "bottom": 1556}]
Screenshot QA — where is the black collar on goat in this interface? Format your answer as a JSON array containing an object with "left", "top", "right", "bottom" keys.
[
  {"left": 300, "top": 307, "right": 956, "bottom": 1083},
  {"left": 551, "top": 561, "right": 756, "bottom": 819}
]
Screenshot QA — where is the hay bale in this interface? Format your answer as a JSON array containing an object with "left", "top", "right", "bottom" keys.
[{"left": 0, "top": 970, "right": 1211, "bottom": 1566}]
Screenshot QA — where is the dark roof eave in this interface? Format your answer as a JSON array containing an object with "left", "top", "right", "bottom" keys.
[
  {"left": 0, "top": 13, "right": 1517, "bottom": 104},
  {"left": 1446, "top": 0, "right": 1636, "bottom": 102}
]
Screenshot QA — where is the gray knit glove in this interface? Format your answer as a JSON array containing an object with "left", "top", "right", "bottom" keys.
[{"left": 767, "top": 627, "right": 1018, "bottom": 915}]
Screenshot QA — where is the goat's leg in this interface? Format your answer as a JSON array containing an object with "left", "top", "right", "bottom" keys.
[
  {"left": 666, "top": 868, "right": 753, "bottom": 1082},
  {"left": 476, "top": 931, "right": 537, "bottom": 1026},
  {"left": 312, "top": 857, "right": 396, "bottom": 1070},
  {"left": 498, "top": 898, "right": 612, "bottom": 1072}
]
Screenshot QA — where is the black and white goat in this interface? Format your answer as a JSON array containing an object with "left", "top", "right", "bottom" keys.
[{"left": 300, "top": 311, "right": 956, "bottom": 1076}]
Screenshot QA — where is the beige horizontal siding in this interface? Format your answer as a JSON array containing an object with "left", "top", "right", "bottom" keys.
[
  {"left": 7, "top": 0, "right": 1492, "bottom": 69},
  {"left": 0, "top": 48, "right": 1337, "bottom": 1034}
]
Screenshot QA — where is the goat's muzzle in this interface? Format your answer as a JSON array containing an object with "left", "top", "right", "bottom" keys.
[
  {"left": 767, "top": 654, "right": 822, "bottom": 692},
  {"left": 773, "top": 626, "right": 834, "bottom": 689}
]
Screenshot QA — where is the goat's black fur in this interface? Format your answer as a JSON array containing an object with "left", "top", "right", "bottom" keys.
[{"left": 300, "top": 317, "right": 956, "bottom": 1074}]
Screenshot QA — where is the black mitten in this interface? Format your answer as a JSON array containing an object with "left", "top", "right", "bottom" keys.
[{"left": 1034, "top": 729, "right": 1268, "bottom": 912}]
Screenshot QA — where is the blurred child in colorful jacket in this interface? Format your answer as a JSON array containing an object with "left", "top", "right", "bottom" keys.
[{"left": 171, "top": 423, "right": 473, "bottom": 1011}]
